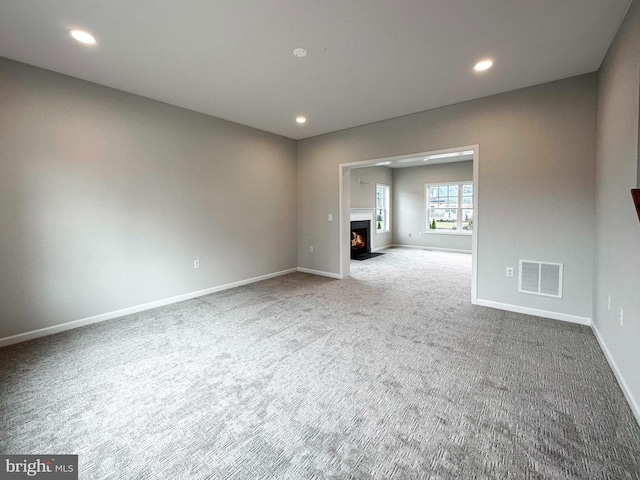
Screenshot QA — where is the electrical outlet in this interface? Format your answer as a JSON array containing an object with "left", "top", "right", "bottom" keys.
[
  {"left": 328, "top": 214, "right": 333, "bottom": 222},
  {"left": 309, "top": 246, "right": 314, "bottom": 253},
  {"left": 506, "top": 267, "right": 514, "bottom": 278},
  {"left": 193, "top": 259, "right": 200, "bottom": 269},
  {"left": 619, "top": 307, "right": 624, "bottom": 326}
]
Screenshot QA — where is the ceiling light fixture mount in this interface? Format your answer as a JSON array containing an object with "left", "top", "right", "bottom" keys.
[
  {"left": 69, "top": 29, "right": 96, "bottom": 45},
  {"left": 293, "top": 48, "right": 307, "bottom": 58},
  {"left": 474, "top": 59, "right": 493, "bottom": 72}
]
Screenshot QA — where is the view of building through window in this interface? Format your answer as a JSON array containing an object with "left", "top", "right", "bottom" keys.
[{"left": 427, "top": 182, "right": 473, "bottom": 233}]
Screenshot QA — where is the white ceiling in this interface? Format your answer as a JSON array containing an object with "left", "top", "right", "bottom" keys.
[
  {"left": 0, "top": 0, "right": 631, "bottom": 140},
  {"left": 352, "top": 151, "right": 475, "bottom": 169}
]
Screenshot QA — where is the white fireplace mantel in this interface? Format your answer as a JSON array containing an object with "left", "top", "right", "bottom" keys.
[{"left": 350, "top": 210, "right": 374, "bottom": 222}]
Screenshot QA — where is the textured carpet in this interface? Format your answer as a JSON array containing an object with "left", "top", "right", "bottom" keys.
[{"left": 1, "top": 248, "right": 639, "bottom": 479}]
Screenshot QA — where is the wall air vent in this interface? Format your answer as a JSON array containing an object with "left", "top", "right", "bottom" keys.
[{"left": 518, "top": 260, "right": 563, "bottom": 298}]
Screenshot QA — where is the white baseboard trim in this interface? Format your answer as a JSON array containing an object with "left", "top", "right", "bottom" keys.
[
  {"left": 475, "top": 299, "right": 592, "bottom": 326},
  {"left": 591, "top": 323, "right": 640, "bottom": 426},
  {"left": 0, "top": 268, "right": 298, "bottom": 349},
  {"left": 371, "top": 245, "right": 392, "bottom": 253},
  {"left": 391, "top": 244, "right": 472, "bottom": 254},
  {"left": 297, "top": 267, "right": 343, "bottom": 279}
]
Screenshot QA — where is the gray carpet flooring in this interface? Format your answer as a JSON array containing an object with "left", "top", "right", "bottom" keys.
[{"left": 1, "top": 248, "right": 639, "bottom": 479}]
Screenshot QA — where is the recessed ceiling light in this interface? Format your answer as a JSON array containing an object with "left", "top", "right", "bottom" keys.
[
  {"left": 474, "top": 59, "right": 493, "bottom": 72},
  {"left": 296, "top": 116, "right": 306, "bottom": 124},
  {"left": 69, "top": 29, "right": 96, "bottom": 45},
  {"left": 293, "top": 48, "right": 307, "bottom": 58}
]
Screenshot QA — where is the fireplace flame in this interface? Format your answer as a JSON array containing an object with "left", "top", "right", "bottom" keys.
[{"left": 351, "top": 232, "right": 366, "bottom": 248}]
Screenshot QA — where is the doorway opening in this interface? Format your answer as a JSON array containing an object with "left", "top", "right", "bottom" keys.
[{"left": 339, "top": 145, "right": 479, "bottom": 304}]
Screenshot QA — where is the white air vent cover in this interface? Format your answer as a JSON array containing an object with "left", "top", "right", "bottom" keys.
[{"left": 518, "top": 260, "right": 563, "bottom": 298}]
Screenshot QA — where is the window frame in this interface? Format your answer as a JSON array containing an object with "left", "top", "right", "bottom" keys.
[
  {"left": 425, "top": 180, "right": 473, "bottom": 235},
  {"left": 375, "top": 183, "right": 391, "bottom": 234}
]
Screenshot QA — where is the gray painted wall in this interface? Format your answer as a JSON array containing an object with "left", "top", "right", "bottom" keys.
[
  {"left": 0, "top": 58, "right": 297, "bottom": 339},
  {"left": 350, "top": 166, "right": 392, "bottom": 250},
  {"left": 298, "top": 74, "right": 596, "bottom": 319},
  {"left": 593, "top": 0, "right": 640, "bottom": 416},
  {"left": 393, "top": 161, "right": 473, "bottom": 251}
]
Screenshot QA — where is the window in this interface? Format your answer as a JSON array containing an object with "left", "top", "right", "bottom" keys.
[
  {"left": 426, "top": 181, "right": 473, "bottom": 234},
  {"left": 376, "top": 184, "right": 390, "bottom": 233}
]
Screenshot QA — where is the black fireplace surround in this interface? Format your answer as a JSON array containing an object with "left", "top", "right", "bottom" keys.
[{"left": 351, "top": 220, "right": 371, "bottom": 259}]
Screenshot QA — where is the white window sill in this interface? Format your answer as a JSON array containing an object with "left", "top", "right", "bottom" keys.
[
  {"left": 425, "top": 230, "right": 472, "bottom": 236},
  {"left": 376, "top": 229, "right": 390, "bottom": 235}
]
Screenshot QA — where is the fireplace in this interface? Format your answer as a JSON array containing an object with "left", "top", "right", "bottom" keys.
[{"left": 351, "top": 220, "right": 371, "bottom": 259}]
